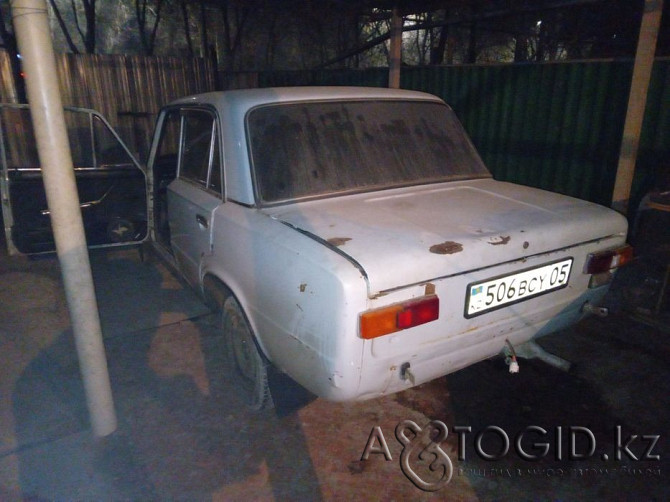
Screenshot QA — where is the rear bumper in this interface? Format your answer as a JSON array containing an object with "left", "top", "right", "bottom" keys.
[
  {"left": 353, "top": 284, "right": 608, "bottom": 400},
  {"left": 263, "top": 234, "right": 626, "bottom": 403},
  {"left": 343, "top": 234, "right": 628, "bottom": 401}
]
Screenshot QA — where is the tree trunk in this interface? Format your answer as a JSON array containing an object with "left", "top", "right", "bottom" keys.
[
  {"left": 0, "top": 10, "right": 27, "bottom": 102},
  {"left": 47, "top": 0, "right": 80, "bottom": 53},
  {"left": 466, "top": 21, "right": 477, "bottom": 63},
  {"left": 514, "top": 15, "right": 529, "bottom": 62},
  {"left": 430, "top": 23, "right": 449, "bottom": 65},
  {"left": 83, "top": 0, "right": 95, "bottom": 54},
  {"left": 536, "top": 21, "right": 546, "bottom": 61},
  {"left": 181, "top": 0, "right": 194, "bottom": 57},
  {"left": 200, "top": 0, "right": 207, "bottom": 58},
  {"left": 148, "top": 0, "right": 163, "bottom": 55},
  {"left": 70, "top": 0, "right": 96, "bottom": 53}
]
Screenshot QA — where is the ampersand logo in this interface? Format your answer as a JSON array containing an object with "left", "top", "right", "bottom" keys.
[{"left": 395, "top": 419, "right": 453, "bottom": 491}]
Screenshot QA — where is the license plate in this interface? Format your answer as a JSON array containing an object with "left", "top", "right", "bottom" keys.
[{"left": 465, "top": 258, "right": 573, "bottom": 318}]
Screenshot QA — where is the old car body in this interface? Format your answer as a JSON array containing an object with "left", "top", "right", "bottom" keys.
[{"left": 147, "top": 87, "right": 631, "bottom": 404}]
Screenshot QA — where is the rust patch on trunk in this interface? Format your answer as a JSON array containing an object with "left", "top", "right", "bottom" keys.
[
  {"left": 429, "top": 241, "right": 463, "bottom": 254},
  {"left": 327, "top": 237, "right": 351, "bottom": 247},
  {"left": 488, "top": 235, "right": 511, "bottom": 246}
]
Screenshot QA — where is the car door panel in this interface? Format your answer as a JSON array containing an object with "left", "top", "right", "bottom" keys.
[
  {"left": 168, "top": 179, "right": 220, "bottom": 286},
  {"left": 0, "top": 105, "right": 147, "bottom": 254},
  {"left": 161, "top": 107, "right": 223, "bottom": 286}
]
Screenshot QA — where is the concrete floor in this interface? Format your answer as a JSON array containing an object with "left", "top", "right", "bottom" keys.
[{"left": 0, "top": 241, "right": 668, "bottom": 501}]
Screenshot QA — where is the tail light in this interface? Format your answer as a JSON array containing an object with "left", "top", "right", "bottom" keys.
[
  {"left": 360, "top": 295, "right": 439, "bottom": 339},
  {"left": 583, "top": 245, "right": 634, "bottom": 274}
]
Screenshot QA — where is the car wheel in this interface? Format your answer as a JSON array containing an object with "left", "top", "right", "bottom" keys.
[{"left": 222, "top": 296, "right": 272, "bottom": 410}]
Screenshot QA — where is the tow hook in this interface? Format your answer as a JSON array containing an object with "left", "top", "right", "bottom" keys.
[
  {"left": 400, "top": 362, "right": 416, "bottom": 385},
  {"left": 582, "top": 302, "right": 609, "bottom": 317}
]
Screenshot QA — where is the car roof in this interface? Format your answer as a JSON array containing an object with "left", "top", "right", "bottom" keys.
[
  {"left": 167, "top": 86, "right": 445, "bottom": 111},
  {"left": 163, "top": 87, "right": 449, "bottom": 207}
]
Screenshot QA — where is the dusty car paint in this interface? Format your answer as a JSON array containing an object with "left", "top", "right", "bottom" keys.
[{"left": 149, "top": 87, "right": 629, "bottom": 402}]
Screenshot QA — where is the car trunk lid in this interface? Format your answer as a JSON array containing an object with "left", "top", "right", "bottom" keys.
[{"left": 265, "top": 178, "right": 628, "bottom": 297}]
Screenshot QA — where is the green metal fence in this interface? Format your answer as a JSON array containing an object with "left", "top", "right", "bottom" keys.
[
  {"left": 2, "top": 50, "right": 665, "bottom": 208},
  {"left": 259, "top": 60, "right": 670, "bottom": 208}
]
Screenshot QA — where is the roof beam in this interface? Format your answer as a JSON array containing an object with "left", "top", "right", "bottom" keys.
[{"left": 612, "top": 0, "right": 664, "bottom": 214}]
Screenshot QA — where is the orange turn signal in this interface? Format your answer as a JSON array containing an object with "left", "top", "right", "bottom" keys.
[
  {"left": 360, "top": 296, "right": 439, "bottom": 339},
  {"left": 583, "top": 245, "right": 633, "bottom": 275}
]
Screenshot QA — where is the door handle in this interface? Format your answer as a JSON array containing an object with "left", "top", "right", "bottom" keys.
[
  {"left": 41, "top": 185, "right": 115, "bottom": 215},
  {"left": 196, "top": 214, "right": 208, "bottom": 228}
]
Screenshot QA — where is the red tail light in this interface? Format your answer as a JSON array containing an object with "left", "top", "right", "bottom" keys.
[
  {"left": 583, "top": 245, "right": 633, "bottom": 274},
  {"left": 360, "top": 295, "right": 439, "bottom": 339}
]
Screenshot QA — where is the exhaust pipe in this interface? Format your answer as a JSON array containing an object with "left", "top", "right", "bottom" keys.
[
  {"left": 504, "top": 339, "right": 571, "bottom": 373},
  {"left": 582, "top": 302, "right": 609, "bottom": 317}
]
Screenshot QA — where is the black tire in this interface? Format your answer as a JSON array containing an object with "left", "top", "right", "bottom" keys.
[{"left": 222, "top": 296, "right": 272, "bottom": 410}]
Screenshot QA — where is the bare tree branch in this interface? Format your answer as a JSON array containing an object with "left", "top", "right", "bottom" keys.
[
  {"left": 69, "top": 0, "right": 95, "bottom": 53},
  {"left": 136, "top": 0, "right": 164, "bottom": 55},
  {"left": 47, "top": 0, "right": 80, "bottom": 53},
  {"left": 181, "top": 0, "right": 194, "bottom": 57}
]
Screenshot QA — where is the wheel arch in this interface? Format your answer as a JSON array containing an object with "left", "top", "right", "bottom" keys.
[
  {"left": 201, "top": 271, "right": 271, "bottom": 361},
  {"left": 201, "top": 273, "right": 231, "bottom": 311}
]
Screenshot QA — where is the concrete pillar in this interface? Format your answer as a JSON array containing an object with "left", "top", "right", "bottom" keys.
[
  {"left": 389, "top": 7, "right": 402, "bottom": 89},
  {"left": 10, "top": 0, "right": 117, "bottom": 437},
  {"left": 612, "top": 0, "right": 664, "bottom": 214}
]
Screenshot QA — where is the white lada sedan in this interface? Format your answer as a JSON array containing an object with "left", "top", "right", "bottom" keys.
[{"left": 149, "top": 87, "right": 631, "bottom": 408}]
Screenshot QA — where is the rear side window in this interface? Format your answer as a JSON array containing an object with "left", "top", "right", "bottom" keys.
[
  {"left": 156, "top": 109, "right": 181, "bottom": 164},
  {"left": 181, "top": 111, "right": 215, "bottom": 186},
  {"left": 155, "top": 107, "right": 222, "bottom": 196},
  {"left": 247, "top": 100, "right": 490, "bottom": 204}
]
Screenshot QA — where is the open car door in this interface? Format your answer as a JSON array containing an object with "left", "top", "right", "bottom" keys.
[{"left": 0, "top": 104, "right": 148, "bottom": 255}]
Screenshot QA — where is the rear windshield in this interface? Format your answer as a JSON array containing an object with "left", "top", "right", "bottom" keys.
[{"left": 247, "top": 100, "right": 490, "bottom": 204}]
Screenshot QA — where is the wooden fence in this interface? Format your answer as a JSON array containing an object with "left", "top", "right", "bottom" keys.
[
  {"left": 2, "top": 51, "right": 668, "bottom": 209},
  {"left": 0, "top": 51, "right": 216, "bottom": 161}
]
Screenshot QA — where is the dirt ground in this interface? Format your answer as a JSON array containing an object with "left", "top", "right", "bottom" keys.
[{"left": 0, "top": 241, "right": 668, "bottom": 501}]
